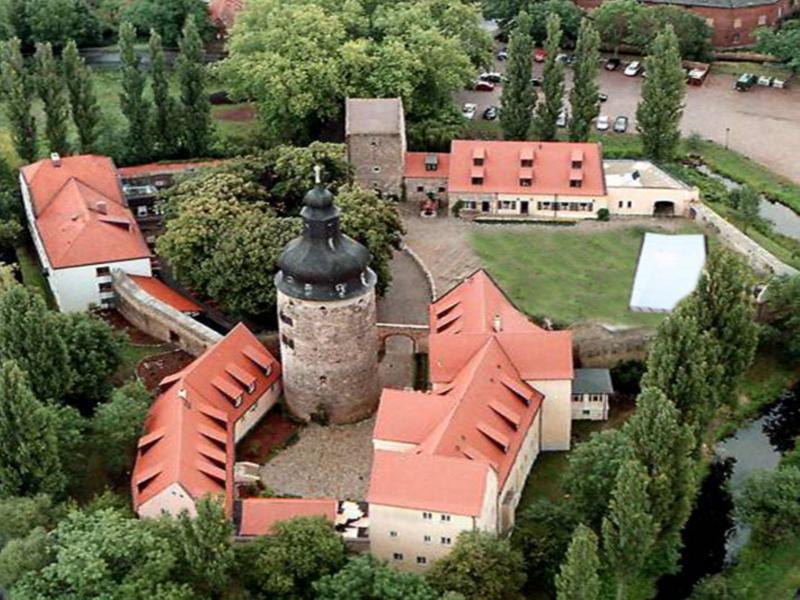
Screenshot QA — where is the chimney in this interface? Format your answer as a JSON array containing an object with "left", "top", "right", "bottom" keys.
[
  {"left": 50, "top": 152, "right": 61, "bottom": 167},
  {"left": 493, "top": 314, "right": 502, "bottom": 332},
  {"left": 95, "top": 201, "right": 107, "bottom": 214}
]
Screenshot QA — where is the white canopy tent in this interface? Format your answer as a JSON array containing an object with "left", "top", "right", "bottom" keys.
[{"left": 629, "top": 233, "right": 706, "bottom": 313}]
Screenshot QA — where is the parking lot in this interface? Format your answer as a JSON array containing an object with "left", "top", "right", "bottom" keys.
[{"left": 455, "top": 54, "right": 800, "bottom": 184}]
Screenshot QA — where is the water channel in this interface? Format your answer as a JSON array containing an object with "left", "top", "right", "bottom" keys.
[
  {"left": 695, "top": 165, "right": 800, "bottom": 241},
  {"left": 656, "top": 382, "right": 800, "bottom": 599}
]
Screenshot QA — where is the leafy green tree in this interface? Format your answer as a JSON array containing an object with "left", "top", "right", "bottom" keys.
[
  {"left": 756, "top": 20, "right": 800, "bottom": 72},
  {"left": 0, "top": 361, "right": 66, "bottom": 498},
  {"left": 0, "top": 494, "right": 59, "bottom": 549},
  {"left": 532, "top": 14, "right": 565, "bottom": 142},
  {"left": 23, "top": 0, "right": 100, "bottom": 48},
  {"left": 0, "top": 285, "right": 72, "bottom": 401},
  {"left": 512, "top": 498, "right": 578, "bottom": 597},
  {"left": 500, "top": 10, "right": 535, "bottom": 140},
  {"left": 688, "top": 248, "right": 757, "bottom": 405},
  {"left": 641, "top": 303, "right": 721, "bottom": 440},
  {"left": 176, "top": 14, "right": 211, "bottom": 157},
  {"left": 569, "top": 19, "right": 601, "bottom": 142},
  {"left": 60, "top": 311, "right": 125, "bottom": 404},
  {"left": 592, "top": 0, "right": 642, "bottom": 57},
  {"left": 738, "top": 466, "right": 800, "bottom": 545},
  {"left": 563, "top": 428, "right": 632, "bottom": 528},
  {"left": 636, "top": 26, "right": 686, "bottom": 162},
  {"left": 629, "top": 5, "right": 713, "bottom": 61},
  {"left": 122, "top": 0, "right": 214, "bottom": 46},
  {"left": 314, "top": 554, "right": 440, "bottom": 599},
  {"left": 623, "top": 387, "right": 696, "bottom": 572},
  {"left": 148, "top": 29, "right": 177, "bottom": 156},
  {"left": 763, "top": 274, "right": 800, "bottom": 360},
  {"left": 119, "top": 21, "right": 151, "bottom": 162},
  {"left": 555, "top": 524, "right": 601, "bottom": 600},
  {"left": 427, "top": 531, "right": 526, "bottom": 600},
  {"left": 0, "top": 527, "right": 52, "bottom": 589},
  {"left": 174, "top": 496, "right": 234, "bottom": 596},
  {"left": 1, "top": 38, "right": 37, "bottom": 163},
  {"left": 90, "top": 381, "right": 150, "bottom": 477},
  {"left": 730, "top": 186, "right": 762, "bottom": 233},
  {"left": 245, "top": 516, "right": 346, "bottom": 599},
  {"left": 526, "top": 0, "right": 584, "bottom": 45},
  {"left": 601, "top": 459, "right": 658, "bottom": 600},
  {"left": 33, "top": 42, "right": 69, "bottom": 155},
  {"left": 62, "top": 39, "right": 100, "bottom": 152}
]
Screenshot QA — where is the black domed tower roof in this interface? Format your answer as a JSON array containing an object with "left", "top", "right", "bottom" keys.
[{"left": 275, "top": 182, "right": 376, "bottom": 301}]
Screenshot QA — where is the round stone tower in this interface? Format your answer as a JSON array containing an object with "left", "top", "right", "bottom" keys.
[{"left": 274, "top": 180, "right": 380, "bottom": 424}]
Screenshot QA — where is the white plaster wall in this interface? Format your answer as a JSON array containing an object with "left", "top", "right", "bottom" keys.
[
  {"left": 606, "top": 186, "right": 697, "bottom": 217},
  {"left": 571, "top": 393, "right": 609, "bottom": 420},
  {"left": 50, "top": 258, "right": 152, "bottom": 313},
  {"left": 373, "top": 439, "right": 419, "bottom": 453},
  {"left": 528, "top": 379, "right": 572, "bottom": 451},
  {"left": 234, "top": 381, "right": 282, "bottom": 444},
  {"left": 498, "top": 411, "right": 542, "bottom": 525},
  {"left": 137, "top": 482, "right": 197, "bottom": 519}
]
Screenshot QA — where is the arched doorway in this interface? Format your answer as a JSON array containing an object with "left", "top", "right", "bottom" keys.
[{"left": 654, "top": 201, "right": 675, "bottom": 216}]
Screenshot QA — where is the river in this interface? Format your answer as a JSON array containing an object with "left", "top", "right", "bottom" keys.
[{"left": 656, "top": 382, "right": 800, "bottom": 599}]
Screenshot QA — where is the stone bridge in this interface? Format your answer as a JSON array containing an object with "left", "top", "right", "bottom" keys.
[{"left": 377, "top": 323, "right": 430, "bottom": 354}]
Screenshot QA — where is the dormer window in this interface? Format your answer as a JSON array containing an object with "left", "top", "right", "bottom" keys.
[
  {"left": 472, "top": 147, "right": 485, "bottom": 166},
  {"left": 570, "top": 179, "right": 582, "bottom": 188},
  {"left": 570, "top": 149, "right": 584, "bottom": 170},
  {"left": 520, "top": 177, "right": 532, "bottom": 187},
  {"left": 571, "top": 160, "right": 583, "bottom": 169},
  {"left": 520, "top": 148, "right": 534, "bottom": 168},
  {"left": 473, "top": 158, "right": 484, "bottom": 167},
  {"left": 471, "top": 176, "right": 484, "bottom": 185},
  {"left": 425, "top": 154, "right": 439, "bottom": 172}
]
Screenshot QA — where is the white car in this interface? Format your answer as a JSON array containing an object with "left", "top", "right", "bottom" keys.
[
  {"left": 596, "top": 115, "right": 610, "bottom": 131},
  {"left": 462, "top": 103, "right": 478, "bottom": 120},
  {"left": 556, "top": 108, "right": 569, "bottom": 128},
  {"left": 624, "top": 61, "right": 642, "bottom": 77}
]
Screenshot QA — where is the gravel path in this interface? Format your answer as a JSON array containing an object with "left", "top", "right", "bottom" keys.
[{"left": 259, "top": 417, "right": 375, "bottom": 501}]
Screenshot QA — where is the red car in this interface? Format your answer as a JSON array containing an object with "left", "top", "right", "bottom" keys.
[
  {"left": 534, "top": 48, "right": 547, "bottom": 63},
  {"left": 474, "top": 80, "right": 495, "bottom": 92}
]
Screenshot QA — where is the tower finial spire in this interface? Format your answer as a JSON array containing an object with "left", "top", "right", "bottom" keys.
[{"left": 313, "top": 164, "right": 322, "bottom": 185}]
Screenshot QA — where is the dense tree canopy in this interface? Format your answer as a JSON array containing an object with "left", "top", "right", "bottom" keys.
[
  {"left": 757, "top": 20, "right": 800, "bottom": 72},
  {"left": 738, "top": 466, "right": 800, "bottom": 546},
  {"left": 90, "top": 381, "right": 150, "bottom": 477},
  {"left": 532, "top": 14, "right": 564, "bottom": 142},
  {"left": 121, "top": 0, "right": 213, "bottom": 46},
  {"left": 220, "top": 0, "right": 489, "bottom": 143},
  {"left": 500, "top": 10, "right": 535, "bottom": 140},
  {"left": 764, "top": 274, "right": 800, "bottom": 361},
  {"left": 555, "top": 524, "right": 601, "bottom": 600},
  {"left": 314, "top": 554, "right": 440, "bottom": 599}
]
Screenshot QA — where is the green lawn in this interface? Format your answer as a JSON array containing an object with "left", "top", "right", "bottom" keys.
[
  {"left": 471, "top": 224, "right": 705, "bottom": 328},
  {"left": 711, "top": 60, "right": 792, "bottom": 81},
  {"left": 14, "top": 236, "right": 56, "bottom": 308}
]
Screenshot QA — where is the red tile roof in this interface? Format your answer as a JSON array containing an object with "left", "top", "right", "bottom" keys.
[
  {"left": 447, "top": 140, "right": 605, "bottom": 197},
  {"left": 20, "top": 155, "right": 151, "bottom": 269},
  {"left": 129, "top": 275, "right": 202, "bottom": 313},
  {"left": 238, "top": 498, "right": 337, "bottom": 536},
  {"left": 209, "top": 0, "right": 244, "bottom": 31},
  {"left": 132, "top": 324, "right": 281, "bottom": 516},
  {"left": 117, "top": 160, "right": 222, "bottom": 179},
  {"left": 404, "top": 152, "right": 450, "bottom": 179},
  {"left": 369, "top": 270, "right": 572, "bottom": 516}
]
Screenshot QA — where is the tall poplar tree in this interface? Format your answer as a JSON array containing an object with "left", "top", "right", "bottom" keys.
[
  {"left": 0, "top": 360, "right": 65, "bottom": 498},
  {"left": 500, "top": 10, "right": 535, "bottom": 140},
  {"left": 33, "top": 42, "right": 70, "bottom": 156},
  {"left": 62, "top": 39, "right": 100, "bottom": 153},
  {"left": 623, "top": 387, "right": 696, "bottom": 572},
  {"left": 119, "top": 21, "right": 151, "bottom": 162},
  {"left": 555, "top": 524, "right": 601, "bottom": 600},
  {"left": 568, "top": 19, "right": 601, "bottom": 142},
  {"left": 640, "top": 303, "right": 722, "bottom": 441},
  {"left": 149, "top": 29, "right": 177, "bottom": 156},
  {"left": 177, "top": 15, "right": 211, "bottom": 157},
  {"left": 175, "top": 497, "right": 235, "bottom": 595},
  {"left": 636, "top": 25, "right": 685, "bottom": 161},
  {"left": 602, "top": 459, "right": 658, "bottom": 600},
  {"left": 688, "top": 249, "right": 758, "bottom": 407},
  {"left": 532, "top": 14, "right": 565, "bottom": 141},
  {"left": 1, "top": 38, "right": 37, "bottom": 163}
]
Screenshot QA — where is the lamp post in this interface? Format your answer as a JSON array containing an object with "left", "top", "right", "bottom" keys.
[{"left": 725, "top": 127, "right": 730, "bottom": 150}]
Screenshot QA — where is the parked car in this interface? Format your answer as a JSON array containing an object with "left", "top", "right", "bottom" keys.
[
  {"left": 556, "top": 108, "right": 569, "bottom": 128},
  {"left": 613, "top": 116, "right": 629, "bottom": 133},
  {"left": 772, "top": 76, "right": 791, "bottom": 89},
  {"left": 462, "top": 103, "right": 477, "bottom": 119},
  {"left": 496, "top": 48, "right": 508, "bottom": 61},
  {"left": 598, "top": 93, "right": 608, "bottom": 102},
  {"left": 474, "top": 80, "right": 495, "bottom": 91},
  {"left": 624, "top": 61, "right": 642, "bottom": 76},
  {"left": 479, "top": 72, "right": 503, "bottom": 83},
  {"left": 534, "top": 47, "right": 547, "bottom": 62},
  {"left": 483, "top": 105, "right": 499, "bottom": 120},
  {"left": 530, "top": 76, "right": 543, "bottom": 87},
  {"left": 605, "top": 57, "right": 621, "bottom": 71},
  {"left": 596, "top": 115, "right": 610, "bottom": 131},
  {"left": 757, "top": 75, "right": 773, "bottom": 87},
  {"left": 735, "top": 73, "right": 758, "bottom": 91}
]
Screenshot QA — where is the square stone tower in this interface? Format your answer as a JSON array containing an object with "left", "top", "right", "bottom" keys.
[{"left": 345, "top": 98, "right": 406, "bottom": 199}]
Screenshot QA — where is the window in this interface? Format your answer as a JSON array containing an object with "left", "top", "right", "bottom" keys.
[
  {"left": 96, "top": 266, "right": 110, "bottom": 277},
  {"left": 519, "top": 178, "right": 531, "bottom": 187},
  {"left": 422, "top": 512, "right": 432, "bottom": 520},
  {"left": 462, "top": 200, "right": 476, "bottom": 210},
  {"left": 441, "top": 536, "right": 452, "bottom": 545},
  {"left": 471, "top": 176, "right": 484, "bottom": 185},
  {"left": 424, "top": 535, "right": 432, "bottom": 543},
  {"left": 499, "top": 200, "right": 516, "bottom": 210},
  {"left": 627, "top": 201, "right": 632, "bottom": 208},
  {"left": 733, "top": 18, "right": 742, "bottom": 28},
  {"left": 569, "top": 202, "right": 579, "bottom": 211},
  {"left": 618, "top": 200, "right": 624, "bottom": 208},
  {"left": 705, "top": 17, "right": 714, "bottom": 26},
  {"left": 416, "top": 186, "right": 424, "bottom": 192},
  {"left": 390, "top": 531, "right": 398, "bottom": 538},
  {"left": 569, "top": 179, "right": 582, "bottom": 189},
  {"left": 758, "top": 14, "right": 767, "bottom": 25},
  {"left": 583, "top": 409, "right": 591, "bottom": 416},
  {"left": 416, "top": 556, "right": 428, "bottom": 565},
  {"left": 393, "top": 553, "right": 404, "bottom": 561},
  {"left": 438, "top": 187, "right": 446, "bottom": 193},
  {"left": 572, "top": 394, "right": 581, "bottom": 402},
  {"left": 281, "top": 334, "right": 294, "bottom": 350},
  {"left": 521, "top": 158, "right": 533, "bottom": 168},
  {"left": 440, "top": 514, "right": 451, "bottom": 523},
  {"left": 279, "top": 311, "right": 294, "bottom": 326},
  {"left": 571, "top": 160, "right": 583, "bottom": 169},
  {"left": 473, "top": 157, "right": 484, "bottom": 166},
  {"left": 98, "top": 281, "right": 112, "bottom": 292}
]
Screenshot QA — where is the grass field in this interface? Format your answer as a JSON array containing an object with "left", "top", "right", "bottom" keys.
[{"left": 471, "top": 224, "right": 706, "bottom": 327}]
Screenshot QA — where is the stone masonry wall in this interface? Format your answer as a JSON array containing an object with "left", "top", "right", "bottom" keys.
[
  {"left": 113, "top": 270, "right": 222, "bottom": 357},
  {"left": 277, "top": 288, "right": 380, "bottom": 424},
  {"left": 347, "top": 133, "right": 405, "bottom": 198}
]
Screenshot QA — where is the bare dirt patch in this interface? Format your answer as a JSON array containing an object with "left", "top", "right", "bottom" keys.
[
  {"left": 136, "top": 349, "right": 194, "bottom": 391},
  {"left": 238, "top": 409, "right": 300, "bottom": 464},
  {"left": 100, "top": 309, "right": 161, "bottom": 345},
  {"left": 215, "top": 104, "right": 256, "bottom": 122}
]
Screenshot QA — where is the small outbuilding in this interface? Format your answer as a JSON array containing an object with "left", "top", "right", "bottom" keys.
[{"left": 571, "top": 368, "right": 614, "bottom": 421}]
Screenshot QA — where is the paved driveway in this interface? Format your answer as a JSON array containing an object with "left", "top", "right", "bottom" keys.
[{"left": 456, "top": 56, "right": 800, "bottom": 184}]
